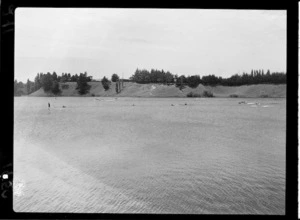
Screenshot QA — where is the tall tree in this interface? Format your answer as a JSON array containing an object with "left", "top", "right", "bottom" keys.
[
  {"left": 26, "top": 79, "right": 31, "bottom": 94},
  {"left": 101, "top": 76, "right": 110, "bottom": 91},
  {"left": 77, "top": 73, "right": 91, "bottom": 95},
  {"left": 34, "top": 73, "right": 42, "bottom": 91},
  {"left": 111, "top": 73, "right": 119, "bottom": 82},
  {"left": 116, "top": 81, "right": 119, "bottom": 93},
  {"left": 187, "top": 75, "right": 201, "bottom": 88},
  {"left": 74, "top": 74, "right": 79, "bottom": 82},
  {"left": 60, "top": 73, "right": 68, "bottom": 83},
  {"left": 52, "top": 80, "right": 61, "bottom": 95},
  {"left": 52, "top": 72, "right": 58, "bottom": 81},
  {"left": 41, "top": 73, "right": 54, "bottom": 92},
  {"left": 165, "top": 71, "right": 174, "bottom": 85}
]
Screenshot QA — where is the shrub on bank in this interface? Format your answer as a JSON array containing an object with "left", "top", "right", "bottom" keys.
[
  {"left": 187, "top": 92, "right": 201, "bottom": 97},
  {"left": 186, "top": 91, "right": 214, "bottom": 97},
  {"left": 229, "top": 94, "right": 239, "bottom": 98},
  {"left": 202, "top": 90, "right": 214, "bottom": 97}
]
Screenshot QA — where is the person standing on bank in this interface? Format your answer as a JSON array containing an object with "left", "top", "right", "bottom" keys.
[{"left": 48, "top": 102, "right": 50, "bottom": 110}]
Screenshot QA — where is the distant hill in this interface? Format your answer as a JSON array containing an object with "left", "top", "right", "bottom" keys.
[{"left": 29, "top": 82, "right": 286, "bottom": 98}]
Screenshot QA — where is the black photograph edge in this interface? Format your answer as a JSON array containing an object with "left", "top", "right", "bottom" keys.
[{"left": 0, "top": 0, "right": 297, "bottom": 219}]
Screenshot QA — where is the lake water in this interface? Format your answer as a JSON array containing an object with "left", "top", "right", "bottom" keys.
[{"left": 13, "top": 97, "right": 286, "bottom": 214}]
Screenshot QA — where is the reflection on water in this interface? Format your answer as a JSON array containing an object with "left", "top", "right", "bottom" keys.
[{"left": 14, "top": 97, "right": 286, "bottom": 214}]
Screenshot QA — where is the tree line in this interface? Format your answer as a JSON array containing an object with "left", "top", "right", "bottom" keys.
[
  {"left": 130, "top": 68, "right": 286, "bottom": 89},
  {"left": 14, "top": 69, "right": 286, "bottom": 96},
  {"left": 14, "top": 72, "right": 94, "bottom": 96},
  {"left": 14, "top": 71, "right": 125, "bottom": 96},
  {"left": 130, "top": 69, "right": 174, "bottom": 84}
]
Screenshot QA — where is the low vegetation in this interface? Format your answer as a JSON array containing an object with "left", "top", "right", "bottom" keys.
[
  {"left": 187, "top": 91, "right": 214, "bottom": 98},
  {"left": 187, "top": 92, "right": 201, "bottom": 97},
  {"left": 202, "top": 91, "right": 214, "bottom": 97}
]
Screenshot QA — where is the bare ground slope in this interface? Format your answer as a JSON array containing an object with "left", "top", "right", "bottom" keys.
[{"left": 29, "top": 82, "right": 286, "bottom": 98}]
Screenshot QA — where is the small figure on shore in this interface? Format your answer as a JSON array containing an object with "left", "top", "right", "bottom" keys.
[
  {"left": 48, "top": 102, "right": 50, "bottom": 109},
  {"left": 171, "top": 104, "right": 174, "bottom": 106},
  {"left": 62, "top": 105, "right": 66, "bottom": 108},
  {"left": 184, "top": 103, "right": 187, "bottom": 106}
]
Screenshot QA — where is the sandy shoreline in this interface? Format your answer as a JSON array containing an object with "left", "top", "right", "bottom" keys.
[{"left": 14, "top": 138, "right": 158, "bottom": 213}]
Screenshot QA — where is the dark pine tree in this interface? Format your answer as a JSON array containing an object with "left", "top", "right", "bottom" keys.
[
  {"left": 77, "top": 73, "right": 91, "bottom": 95},
  {"left": 101, "top": 76, "right": 110, "bottom": 91}
]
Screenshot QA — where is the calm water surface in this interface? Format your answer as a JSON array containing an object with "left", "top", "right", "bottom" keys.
[{"left": 13, "top": 97, "right": 286, "bottom": 214}]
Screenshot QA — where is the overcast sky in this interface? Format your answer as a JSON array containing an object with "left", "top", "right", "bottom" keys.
[{"left": 15, "top": 8, "right": 286, "bottom": 83}]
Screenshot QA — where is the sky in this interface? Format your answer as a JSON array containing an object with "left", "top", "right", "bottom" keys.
[{"left": 15, "top": 8, "right": 286, "bottom": 83}]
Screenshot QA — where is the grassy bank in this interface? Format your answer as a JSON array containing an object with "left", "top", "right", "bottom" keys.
[{"left": 28, "top": 82, "right": 286, "bottom": 98}]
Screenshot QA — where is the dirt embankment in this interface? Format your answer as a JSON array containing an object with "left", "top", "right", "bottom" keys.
[{"left": 29, "top": 82, "right": 286, "bottom": 98}]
